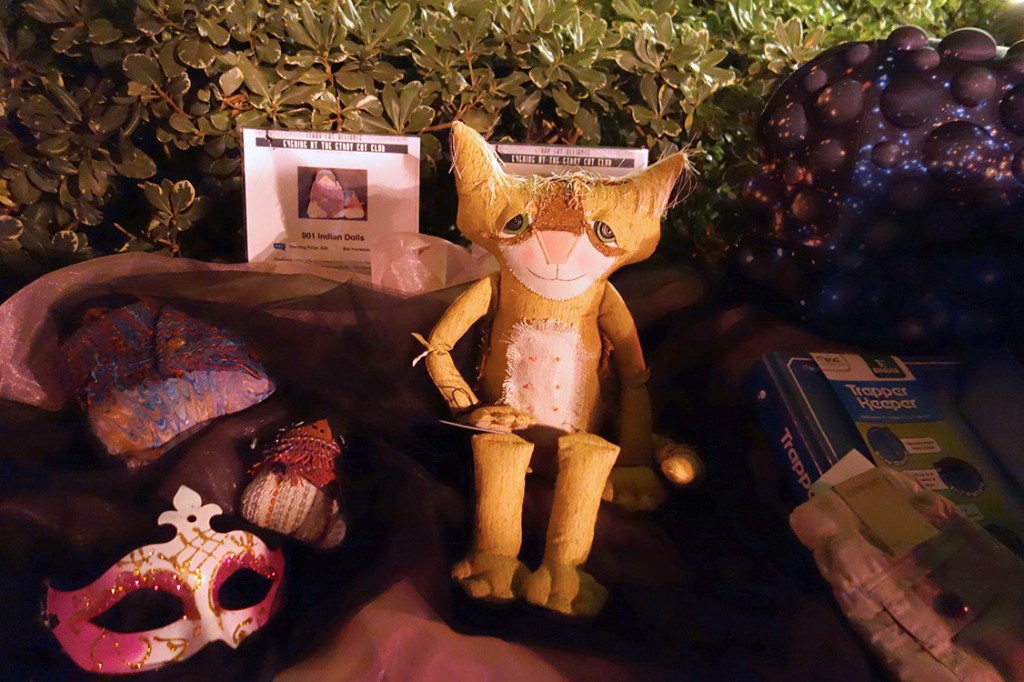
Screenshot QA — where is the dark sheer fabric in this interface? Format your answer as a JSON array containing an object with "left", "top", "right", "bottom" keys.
[{"left": 0, "top": 254, "right": 878, "bottom": 681}]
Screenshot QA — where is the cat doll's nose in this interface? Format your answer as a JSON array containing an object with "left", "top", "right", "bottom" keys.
[{"left": 536, "top": 231, "right": 579, "bottom": 265}]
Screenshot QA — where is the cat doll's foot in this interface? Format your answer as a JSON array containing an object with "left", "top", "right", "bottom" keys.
[
  {"left": 451, "top": 551, "right": 529, "bottom": 601},
  {"left": 601, "top": 465, "right": 668, "bottom": 511},
  {"left": 523, "top": 561, "right": 608, "bottom": 616}
]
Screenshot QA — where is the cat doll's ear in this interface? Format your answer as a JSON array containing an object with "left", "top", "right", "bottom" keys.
[
  {"left": 451, "top": 121, "right": 509, "bottom": 193},
  {"left": 628, "top": 151, "right": 690, "bottom": 219}
]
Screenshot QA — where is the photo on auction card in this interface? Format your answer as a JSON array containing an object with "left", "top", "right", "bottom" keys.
[{"left": 297, "top": 167, "right": 368, "bottom": 221}]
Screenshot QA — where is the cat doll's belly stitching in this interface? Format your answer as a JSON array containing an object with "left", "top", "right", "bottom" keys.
[{"left": 499, "top": 320, "right": 594, "bottom": 432}]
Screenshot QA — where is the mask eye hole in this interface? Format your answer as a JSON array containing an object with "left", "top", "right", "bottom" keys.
[
  {"left": 500, "top": 214, "right": 530, "bottom": 237},
  {"left": 217, "top": 569, "right": 274, "bottom": 611},
  {"left": 90, "top": 589, "right": 186, "bottom": 633},
  {"left": 593, "top": 221, "right": 617, "bottom": 245}
]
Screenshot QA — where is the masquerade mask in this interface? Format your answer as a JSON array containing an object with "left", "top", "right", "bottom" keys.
[{"left": 45, "top": 486, "right": 285, "bottom": 674}]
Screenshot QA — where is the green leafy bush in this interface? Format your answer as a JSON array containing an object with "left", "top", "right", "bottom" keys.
[{"left": 0, "top": 0, "right": 1010, "bottom": 290}]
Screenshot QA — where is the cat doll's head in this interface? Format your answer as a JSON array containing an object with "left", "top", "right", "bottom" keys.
[{"left": 451, "top": 121, "right": 689, "bottom": 301}]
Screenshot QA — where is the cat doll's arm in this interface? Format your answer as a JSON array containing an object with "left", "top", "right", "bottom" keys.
[
  {"left": 419, "top": 274, "right": 497, "bottom": 413},
  {"left": 597, "top": 282, "right": 654, "bottom": 467}
]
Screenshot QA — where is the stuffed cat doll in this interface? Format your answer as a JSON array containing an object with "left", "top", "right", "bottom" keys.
[{"left": 417, "top": 122, "right": 701, "bottom": 616}]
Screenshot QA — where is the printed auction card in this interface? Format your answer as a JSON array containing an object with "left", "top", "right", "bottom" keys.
[
  {"left": 491, "top": 143, "right": 648, "bottom": 177},
  {"left": 243, "top": 128, "right": 420, "bottom": 274}
]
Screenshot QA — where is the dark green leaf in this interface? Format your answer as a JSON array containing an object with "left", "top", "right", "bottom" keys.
[
  {"left": 24, "top": 0, "right": 74, "bottom": 24},
  {"left": 124, "top": 54, "right": 163, "bottom": 87},
  {"left": 514, "top": 89, "right": 542, "bottom": 119},
  {"left": 255, "top": 36, "right": 282, "bottom": 64},
  {"left": 551, "top": 86, "right": 580, "bottom": 115},
  {"left": 374, "top": 4, "right": 413, "bottom": 44},
  {"left": 168, "top": 113, "right": 196, "bottom": 133},
  {"left": 460, "top": 108, "right": 494, "bottom": 132},
  {"left": 370, "top": 62, "right": 403, "bottom": 84},
  {"left": 41, "top": 79, "right": 82, "bottom": 123},
  {"left": 166, "top": 74, "right": 191, "bottom": 101},
  {"left": 336, "top": 69, "right": 373, "bottom": 91},
  {"left": 115, "top": 134, "right": 157, "bottom": 179},
  {"left": 196, "top": 17, "right": 231, "bottom": 46},
  {"left": 142, "top": 181, "right": 170, "bottom": 212},
  {"left": 235, "top": 110, "right": 268, "bottom": 128},
  {"left": 169, "top": 180, "right": 196, "bottom": 213},
  {"left": 26, "top": 166, "right": 59, "bottom": 193},
  {"left": 37, "top": 134, "right": 71, "bottom": 156},
  {"left": 0, "top": 216, "right": 24, "bottom": 241},
  {"left": 496, "top": 71, "right": 529, "bottom": 95},
  {"left": 405, "top": 106, "right": 434, "bottom": 133},
  {"left": 277, "top": 83, "right": 323, "bottom": 107},
  {"left": 50, "top": 230, "right": 80, "bottom": 254},
  {"left": 46, "top": 157, "right": 77, "bottom": 175},
  {"left": 88, "top": 18, "right": 122, "bottom": 45},
  {"left": 209, "top": 112, "right": 232, "bottom": 131},
  {"left": 235, "top": 55, "right": 271, "bottom": 99},
  {"left": 18, "top": 220, "right": 50, "bottom": 255},
  {"left": 73, "top": 198, "right": 103, "bottom": 226},
  {"left": 52, "top": 25, "right": 85, "bottom": 54},
  {"left": 219, "top": 66, "right": 244, "bottom": 96},
  {"left": 284, "top": 11, "right": 318, "bottom": 49},
  {"left": 10, "top": 172, "right": 42, "bottom": 204},
  {"left": 91, "top": 105, "right": 129, "bottom": 136},
  {"left": 573, "top": 107, "right": 600, "bottom": 141},
  {"left": 177, "top": 38, "right": 218, "bottom": 69},
  {"left": 78, "top": 155, "right": 109, "bottom": 197}
]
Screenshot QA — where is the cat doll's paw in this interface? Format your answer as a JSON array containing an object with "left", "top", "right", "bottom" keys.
[
  {"left": 601, "top": 466, "right": 668, "bottom": 511},
  {"left": 451, "top": 551, "right": 529, "bottom": 601},
  {"left": 523, "top": 561, "right": 608, "bottom": 616},
  {"left": 464, "top": 405, "right": 536, "bottom": 432},
  {"left": 655, "top": 437, "right": 703, "bottom": 486}
]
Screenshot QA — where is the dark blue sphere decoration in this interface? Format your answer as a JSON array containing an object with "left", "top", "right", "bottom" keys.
[{"left": 739, "top": 26, "right": 1024, "bottom": 349}]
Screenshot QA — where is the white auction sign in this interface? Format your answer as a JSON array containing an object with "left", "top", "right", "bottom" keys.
[{"left": 242, "top": 128, "right": 420, "bottom": 274}]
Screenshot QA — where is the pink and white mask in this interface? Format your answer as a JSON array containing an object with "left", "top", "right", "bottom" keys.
[{"left": 45, "top": 486, "right": 285, "bottom": 674}]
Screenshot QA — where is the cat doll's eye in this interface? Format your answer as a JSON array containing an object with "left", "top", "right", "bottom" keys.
[
  {"left": 593, "top": 220, "right": 617, "bottom": 245},
  {"left": 500, "top": 214, "right": 530, "bottom": 236}
]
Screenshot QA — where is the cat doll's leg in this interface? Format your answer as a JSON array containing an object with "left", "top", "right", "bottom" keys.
[
  {"left": 524, "top": 432, "right": 618, "bottom": 616},
  {"left": 451, "top": 432, "right": 533, "bottom": 600}
]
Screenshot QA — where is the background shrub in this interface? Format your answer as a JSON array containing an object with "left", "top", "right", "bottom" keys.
[{"left": 0, "top": 0, "right": 1012, "bottom": 294}]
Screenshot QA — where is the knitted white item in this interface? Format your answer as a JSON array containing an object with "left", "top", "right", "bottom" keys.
[{"left": 241, "top": 471, "right": 346, "bottom": 549}]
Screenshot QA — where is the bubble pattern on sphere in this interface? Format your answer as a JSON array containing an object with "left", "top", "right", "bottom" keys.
[
  {"left": 923, "top": 121, "right": 1000, "bottom": 184},
  {"left": 906, "top": 48, "right": 941, "bottom": 72},
  {"left": 871, "top": 141, "right": 901, "bottom": 167},
  {"left": 845, "top": 43, "right": 872, "bottom": 66},
  {"left": 810, "top": 139, "right": 848, "bottom": 174},
  {"left": 887, "top": 26, "right": 929, "bottom": 51},
  {"left": 815, "top": 79, "right": 866, "bottom": 125},
  {"left": 1004, "top": 56, "right": 1024, "bottom": 77},
  {"left": 880, "top": 76, "right": 939, "bottom": 128},
  {"left": 765, "top": 102, "right": 808, "bottom": 150},
  {"left": 802, "top": 67, "right": 828, "bottom": 93},
  {"left": 952, "top": 67, "right": 996, "bottom": 106},
  {"left": 1013, "top": 149, "right": 1024, "bottom": 183},
  {"left": 1001, "top": 85, "right": 1024, "bottom": 136},
  {"left": 938, "top": 28, "right": 998, "bottom": 62},
  {"left": 782, "top": 160, "right": 804, "bottom": 185},
  {"left": 741, "top": 26, "right": 1024, "bottom": 349}
]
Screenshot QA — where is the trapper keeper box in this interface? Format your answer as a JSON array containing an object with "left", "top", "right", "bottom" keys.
[{"left": 751, "top": 351, "right": 1024, "bottom": 553}]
